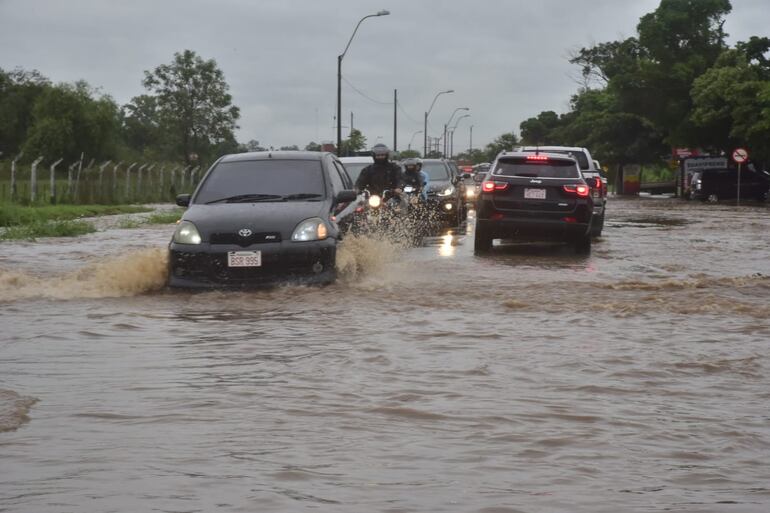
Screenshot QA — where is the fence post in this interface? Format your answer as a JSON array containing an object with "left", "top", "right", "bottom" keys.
[
  {"left": 137, "top": 164, "right": 147, "bottom": 195},
  {"left": 125, "top": 162, "right": 137, "bottom": 199},
  {"left": 191, "top": 165, "right": 201, "bottom": 186},
  {"left": 99, "top": 160, "right": 112, "bottom": 187},
  {"left": 112, "top": 161, "right": 124, "bottom": 192},
  {"left": 11, "top": 151, "right": 23, "bottom": 201},
  {"left": 30, "top": 156, "right": 44, "bottom": 204},
  {"left": 49, "top": 158, "right": 64, "bottom": 204},
  {"left": 67, "top": 162, "right": 78, "bottom": 198},
  {"left": 74, "top": 152, "right": 84, "bottom": 199}
]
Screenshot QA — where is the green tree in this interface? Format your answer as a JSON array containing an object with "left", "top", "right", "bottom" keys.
[
  {"left": 305, "top": 141, "right": 322, "bottom": 151},
  {"left": 142, "top": 50, "right": 240, "bottom": 164},
  {"left": 339, "top": 129, "right": 367, "bottom": 156},
  {"left": 484, "top": 132, "right": 518, "bottom": 161},
  {"left": 520, "top": 111, "right": 561, "bottom": 145},
  {"left": 279, "top": 145, "right": 300, "bottom": 151},
  {"left": 398, "top": 148, "right": 421, "bottom": 159},
  {"left": 23, "top": 81, "right": 120, "bottom": 162},
  {"left": 0, "top": 67, "right": 50, "bottom": 157}
]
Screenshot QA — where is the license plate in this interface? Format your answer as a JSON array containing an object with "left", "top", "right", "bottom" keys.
[
  {"left": 227, "top": 251, "right": 261, "bottom": 267},
  {"left": 524, "top": 188, "right": 546, "bottom": 199}
]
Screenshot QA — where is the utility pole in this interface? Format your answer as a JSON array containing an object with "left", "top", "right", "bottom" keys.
[{"left": 393, "top": 89, "right": 397, "bottom": 151}]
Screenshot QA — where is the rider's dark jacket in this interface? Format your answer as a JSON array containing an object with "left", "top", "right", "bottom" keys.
[
  {"left": 355, "top": 161, "right": 403, "bottom": 197},
  {"left": 402, "top": 169, "right": 430, "bottom": 200}
]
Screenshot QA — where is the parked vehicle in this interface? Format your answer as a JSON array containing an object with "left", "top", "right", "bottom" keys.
[
  {"left": 475, "top": 151, "right": 594, "bottom": 254},
  {"left": 168, "top": 151, "right": 358, "bottom": 288},
  {"left": 690, "top": 167, "right": 770, "bottom": 202},
  {"left": 516, "top": 146, "right": 606, "bottom": 237}
]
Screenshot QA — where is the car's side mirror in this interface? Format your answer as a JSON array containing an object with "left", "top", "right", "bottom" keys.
[
  {"left": 335, "top": 189, "right": 358, "bottom": 203},
  {"left": 176, "top": 194, "right": 191, "bottom": 207}
]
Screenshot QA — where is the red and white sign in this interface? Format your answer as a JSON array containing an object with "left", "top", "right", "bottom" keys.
[{"left": 732, "top": 148, "right": 749, "bottom": 164}]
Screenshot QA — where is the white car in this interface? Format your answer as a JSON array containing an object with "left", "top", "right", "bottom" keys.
[{"left": 339, "top": 156, "right": 373, "bottom": 185}]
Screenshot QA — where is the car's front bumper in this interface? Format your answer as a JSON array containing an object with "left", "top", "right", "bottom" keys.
[{"left": 168, "top": 238, "right": 337, "bottom": 288}]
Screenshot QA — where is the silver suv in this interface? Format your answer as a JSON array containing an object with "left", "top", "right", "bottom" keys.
[{"left": 516, "top": 146, "right": 606, "bottom": 236}]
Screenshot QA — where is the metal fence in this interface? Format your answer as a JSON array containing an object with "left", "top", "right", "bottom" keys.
[{"left": 0, "top": 154, "right": 205, "bottom": 205}]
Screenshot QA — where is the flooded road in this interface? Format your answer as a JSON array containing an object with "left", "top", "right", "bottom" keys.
[{"left": 2, "top": 197, "right": 770, "bottom": 512}]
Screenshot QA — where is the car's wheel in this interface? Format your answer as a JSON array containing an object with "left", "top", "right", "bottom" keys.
[
  {"left": 574, "top": 233, "right": 592, "bottom": 254},
  {"left": 590, "top": 212, "right": 605, "bottom": 237},
  {"left": 474, "top": 224, "right": 492, "bottom": 253},
  {"left": 707, "top": 193, "right": 719, "bottom": 203}
]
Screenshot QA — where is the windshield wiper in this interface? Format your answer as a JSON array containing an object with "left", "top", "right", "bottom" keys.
[
  {"left": 283, "top": 193, "right": 323, "bottom": 201},
  {"left": 205, "top": 194, "right": 284, "bottom": 204}
]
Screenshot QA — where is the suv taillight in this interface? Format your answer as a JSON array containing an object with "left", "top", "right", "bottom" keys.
[
  {"left": 482, "top": 181, "right": 509, "bottom": 192},
  {"left": 563, "top": 184, "right": 589, "bottom": 197}
]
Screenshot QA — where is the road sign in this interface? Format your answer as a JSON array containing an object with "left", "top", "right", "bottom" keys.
[{"left": 732, "top": 147, "right": 749, "bottom": 163}]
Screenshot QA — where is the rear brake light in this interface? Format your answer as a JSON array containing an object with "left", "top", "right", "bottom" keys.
[
  {"left": 562, "top": 216, "right": 577, "bottom": 223},
  {"left": 594, "top": 177, "right": 602, "bottom": 189},
  {"left": 526, "top": 154, "right": 549, "bottom": 161},
  {"left": 563, "top": 184, "right": 589, "bottom": 197},
  {"left": 482, "top": 181, "right": 509, "bottom": 192}
]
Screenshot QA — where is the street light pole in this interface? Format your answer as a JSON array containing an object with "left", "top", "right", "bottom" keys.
[
  {"left": 469, "top": 124, "right": 474, "bottom": 154},
  {"left": 337, "top": 10, "right": 390, "bottom": 156},
  {"left": 443, "top": 107, "right": 469, "bottom": 157},
  {"left": 424, "top": 89, "right": 453, "bottom": 157},
  {"left": 408, "top": 130, "right": 422, "bottom": 151},
  {"left": 449, "top": 114, "right": 470, "bottom": 158}
]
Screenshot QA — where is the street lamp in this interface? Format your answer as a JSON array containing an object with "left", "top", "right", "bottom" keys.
[
  {"left": 337, "top": 10, "right": 390, "bottom": 156},
  {"left": 424, "top": 89, "right": 453, "bottom": 157},
  {"left": 407, "top": 130, "right": 422, "bottom": 151},
  {"left": 443, "top": 107, "right": 469, "bottom": 156},
  {"left": 449, "top": 114, "right": 470, "bottom": 158}
]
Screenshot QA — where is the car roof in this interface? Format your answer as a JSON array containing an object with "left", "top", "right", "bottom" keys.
[
  {"left": 338, "top": 156, "right": 373, "bottom": 163},
  {"left": 219, "top": 151, "right": 328, "bottom": 163},
  {"left": 496, "top": 151, "right": 580, "bottom": 163},
  {"left": 517, "top": 145, "right": 588, "bottom": 152}
]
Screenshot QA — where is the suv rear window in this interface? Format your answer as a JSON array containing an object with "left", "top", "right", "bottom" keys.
[
  {"left": 492, "top": 157, "right": 580, "bottom": 178},
  {"left": 539, "top": 150, "right": 589, "bottom": 169}
]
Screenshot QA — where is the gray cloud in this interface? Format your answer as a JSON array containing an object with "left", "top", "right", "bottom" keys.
[{"left": 0, "top": 0, "right": 766, "bottom": 151}]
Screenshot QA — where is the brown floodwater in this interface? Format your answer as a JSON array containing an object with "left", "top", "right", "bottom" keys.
[{"left": 1, "top": 197, "right": 769, "bottom": 512}]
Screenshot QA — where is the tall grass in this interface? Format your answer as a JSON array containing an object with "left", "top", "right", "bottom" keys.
[{"left": 0, "top": 203, "right": 150, "bottom": 227}]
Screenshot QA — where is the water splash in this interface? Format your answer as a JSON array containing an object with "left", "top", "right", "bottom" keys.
[
  {"left": 0, "top": 389, "right": 38, "bottom": 432},
  {"left": 0, "top": 248, "right": 168, "bottom": 301},
  {"left": 335, "top": 234, "right": 401, "bottom": 281}
]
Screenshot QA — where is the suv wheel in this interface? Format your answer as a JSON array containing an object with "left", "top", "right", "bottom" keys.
[
  {"left": 574, "top": 233, "right": 592, "bottom": 254},
  {"left": 474, "top": 224, "right": 492, "bottom": 253}
]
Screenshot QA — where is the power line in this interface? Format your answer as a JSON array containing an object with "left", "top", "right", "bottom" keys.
[{"left": 341, "top": 76, "right": 391, "bottom": 106}]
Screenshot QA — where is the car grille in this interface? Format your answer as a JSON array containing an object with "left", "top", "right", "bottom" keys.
[{"left": 209, "top": 232, "right": 282, "bottom": 247}]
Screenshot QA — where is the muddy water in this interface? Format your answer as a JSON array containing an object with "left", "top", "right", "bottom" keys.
[{"left": 1, "top": 197, "right": 769, "bottom": 512}]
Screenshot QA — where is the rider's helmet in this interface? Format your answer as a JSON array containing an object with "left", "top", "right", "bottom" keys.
[
  {"left": 403, "top": 158, "right": 421, "bottom": 173},
  {"left": 371, "top": 143, "right": 390, "bottom": 164}
]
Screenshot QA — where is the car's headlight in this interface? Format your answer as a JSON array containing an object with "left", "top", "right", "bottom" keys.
[
  {"left": 292, "top": 218, "right": 328, "bottom": 241},
  {"left": 437, "top": 186, "right": 455, "bottom": 197},
  {"left": 172, "top": 220, "right": 202, "bottom": 244}
]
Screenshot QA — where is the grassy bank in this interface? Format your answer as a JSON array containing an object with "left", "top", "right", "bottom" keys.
[
  {"left": 0, "top": 220, "right": 96, "bottom": 240},
  {"left": 0, "top": 204, "right": 150, "bottom": 227}
]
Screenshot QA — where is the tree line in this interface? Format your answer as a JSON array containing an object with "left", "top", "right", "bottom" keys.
[{"left": 509, "top": 0, "right": 770, "bottom": 171}]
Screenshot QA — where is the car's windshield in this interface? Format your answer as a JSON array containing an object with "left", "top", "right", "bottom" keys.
[
  {"left": 342, "top": 163, "right": 368, "bottom": 183},
  {"left": 195, "top": 159, "right": 326, "bottom": 204},
  {"left": 422, "top": 162, "right": 450, "bottom": 181},
  {"left": 492, "top": 157, "right": 580, "bottom": 178}
]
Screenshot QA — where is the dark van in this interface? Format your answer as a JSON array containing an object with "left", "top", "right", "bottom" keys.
[{"left": 690, "top": 167, "right": 769, "bottom": 202}]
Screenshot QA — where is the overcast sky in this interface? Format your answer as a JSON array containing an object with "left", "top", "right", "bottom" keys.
[{"left": 1, "top": 0, "right": 767, "bottom": 152}]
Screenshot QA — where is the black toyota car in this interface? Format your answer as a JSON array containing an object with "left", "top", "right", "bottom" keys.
[
  {"left": 474, "top": 151, "right": 594, "bottom": 254},
  {"left": 168, "top": 151, "right": 359, "bottom": 288}
]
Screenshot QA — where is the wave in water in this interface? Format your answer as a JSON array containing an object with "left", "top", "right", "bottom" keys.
[
  {"left": 0, "top": 248, "right": 168, "bottom": 301},
  {"left": 0, "top": 389, "right": 38, "bottom": 432}
]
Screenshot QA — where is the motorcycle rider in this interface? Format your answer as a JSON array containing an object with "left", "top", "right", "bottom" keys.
[
  {"left": 401, "top": 158, "right": 429, "bottom": 202},
  {"left": 355, "top": 144, "right": 403, "bottom": 197}
]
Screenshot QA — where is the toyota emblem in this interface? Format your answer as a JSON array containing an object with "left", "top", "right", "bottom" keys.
[{"left": 238, "top": 228, "right": 252, "bottom": 237}]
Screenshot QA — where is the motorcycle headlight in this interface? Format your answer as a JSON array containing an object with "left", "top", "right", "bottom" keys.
[
  {"left": 292, "top": 218, "right": 328, "bottom": 241},
  {"left": 368, "top": 195, "right": 382, "bottom": 208},
  {"left": 403, "top": 186, "right": 415, "bottom": 193},
  {"left": 437, "top": 186, "right": 455, "bottom": 197},
  {"left": 172, "top": 220, "right": 202, "bottom": 244}
]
